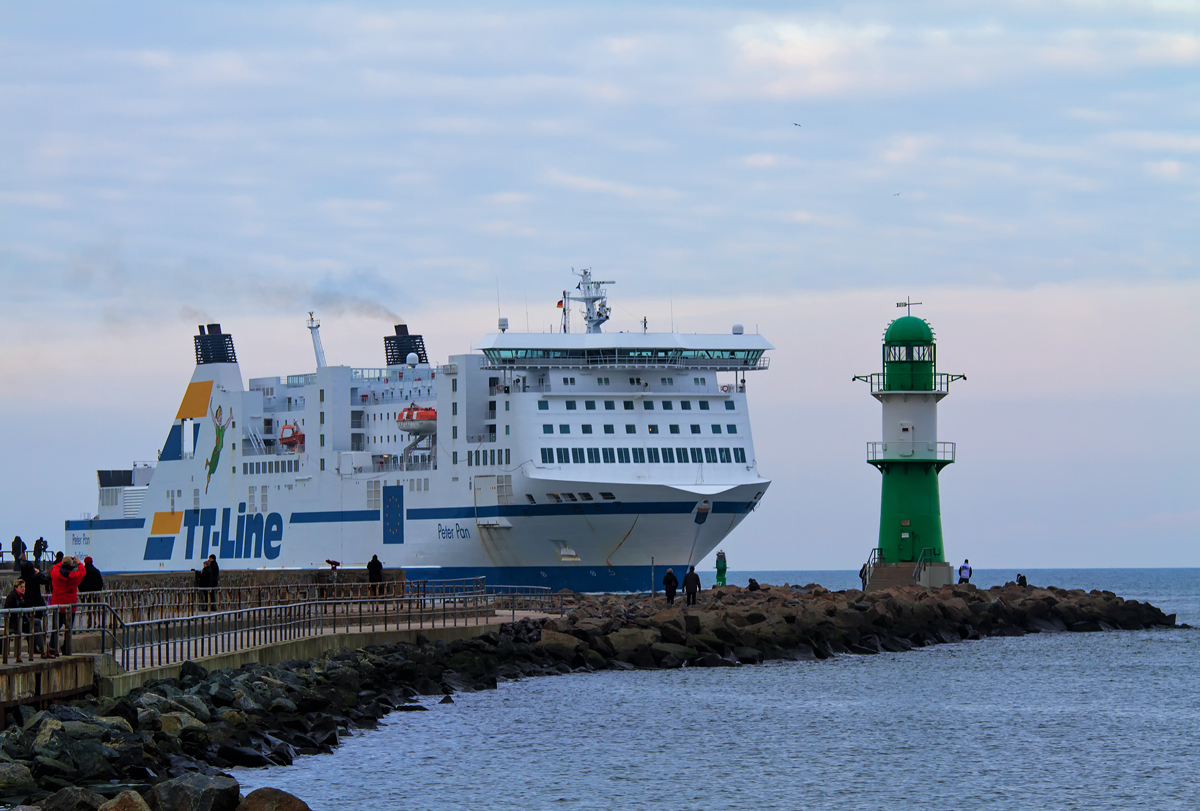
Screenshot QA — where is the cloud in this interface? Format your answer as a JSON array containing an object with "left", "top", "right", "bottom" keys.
[
  {"left": 542, "top": 169, "right": 681, "bottom": 201},
  {"left": 1145, "top": 159, "right": 1185, "bottom": 179}
]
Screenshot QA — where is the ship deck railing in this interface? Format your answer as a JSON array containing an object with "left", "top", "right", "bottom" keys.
[
  {"left": 0, "top": 579, "right": 562, "bottom": 672},
  {"left": 482, "top": 356, "right": 770, "bottom": 372}
]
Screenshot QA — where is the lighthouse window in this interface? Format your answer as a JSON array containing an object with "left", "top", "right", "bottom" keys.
[
  {"left": 566, "top": 401, "right": 577, "bottom": 410},
  {"left": 734, "top": 448, "right": 747, "bottom": 463},
  {"left": 680, "top": 401, "right": 692, "bottom": 410},
  {"left": 691, "top": 425, "right": 701, "bottom": 434},
  {"left": 727, "top": 425, "right": 737, "bottom": 434},
  {"left": 632, "top": 448, "right": 646, "bottom": 463},
  {"left": 538, "top": 401, "right": 549, "bottom": 411},
  {"left": 582, "top": 425, "right": 593, "bottom": 434},
  {"left": 643, "top": 401, "right": 654, "bottom": 410},
  {"left": 623, "top": 401, "right": 634, "bottom": 410},
  {"left": 571, "top": 448, "right": 585, "bottom": 463},
  {"left": 604, "top": 401, "right": 615, "bottom": 410},
  {"left": 647, "top": 448, "right": 660, "bottom": 463},
  {"left": 543, "top": 424, "right": 553, "bottom": 434},
  {"left": 690, "top": 448, "right": 703, "bottom": 463},
  {"left": 604, "top": 424, "right": 615, "bottom": 434},
  {"left": 602, "top": 448, "right": 616, "bottom": 463},
  {"left": 662, "top": 401, "right": 673, "bottom": 410},
  {"left": 585, "top": 401, "right": 596, "bottom": 410},
  {"left": 670, "top": 425, "right": 680, "bottom": 434},
  {"left": 704, "top": 448, "right": 719, "bottom": 463},
  {"left": 711, "top": 425, "right": 722, "bottom": 434},
  {"left": 587, "top": 448, "right": 600, "bottom": 463},
  {"left": 617, "top": 448, "right": 631, "bottom": 464},
  {"left": 541, "top": 448, "right": 553, "bottom": 464},
  {"left": 648, "top": 425, "right": 659, "bottom": 434},
  {"left": 699, "top": 401, "right": 710, "bottom": 410},
  {"left": 661, "top": 448, "right": 675, "bottom": 463},
  {"left": 556, "top": 448, "right": 570, "bottom": 464},
  {"left": 719, "top": 448, "right": 733, "bottom": 463},
  {"left": 559, "top": 425, "right": 570, "bottom": 434}
]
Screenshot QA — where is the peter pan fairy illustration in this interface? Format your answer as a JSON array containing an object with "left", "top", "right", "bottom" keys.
[{"left": 205, "top": 402, "right": 233, "bottom": 493}]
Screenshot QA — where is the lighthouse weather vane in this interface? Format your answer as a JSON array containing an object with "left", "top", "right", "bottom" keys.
[{"left": 896, "top": 296, "right": 923, "bottom": 314}]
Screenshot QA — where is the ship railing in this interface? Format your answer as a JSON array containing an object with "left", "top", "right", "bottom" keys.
[{"left": 482, "top": 356, "right": 770, "bottom": 372}]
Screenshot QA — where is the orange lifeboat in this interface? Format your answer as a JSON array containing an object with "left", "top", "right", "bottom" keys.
[
  {"left": 397, "top": 403, "right": 437, "bottom": 435},
  {"left": 279, "top": 423, "right": 305, "bottom": 448}
]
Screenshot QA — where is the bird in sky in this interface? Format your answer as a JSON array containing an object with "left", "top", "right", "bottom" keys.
[
  {"left": 894, "top": 192, "right": 902, "bottom": 196},
  {"left": 793, "top": 123, "right": 801, "bottom": 127}
]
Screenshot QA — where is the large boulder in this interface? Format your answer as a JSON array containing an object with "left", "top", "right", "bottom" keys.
[
  {"left": 535, "top": 630, "right": 586, "bottom": 662},
  {"left": 0, "top": 763, "right": 38, "bottom": 796},
  {"left": 603, "top": 627, "right": 659, "bottom": 657},
  {"left": 98, "top": 791, "right": 152, "bottom": 811},
  {"left": 145, "top": 773, "right": 240, "bottom": 811},
  {"left": 159, "top": 713, "right": 206, "bottom": 737},
  {"left": 36, "top": 786, "right": 105, "bottom": 811},
  {"left": 235, "top": 788, "right": 311, "bottom": 811}
]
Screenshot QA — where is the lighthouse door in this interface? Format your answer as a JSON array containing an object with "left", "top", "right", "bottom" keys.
[{"left": 899, "top": 531, "right": 914, "bottom": 560}]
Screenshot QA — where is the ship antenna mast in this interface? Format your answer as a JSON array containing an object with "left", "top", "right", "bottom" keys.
[
  {"left": 563, "top": 268, "right": 614, "bottom": 334},
  {"left": 307, "top": 312, "right": 328, "bottom": 368}
]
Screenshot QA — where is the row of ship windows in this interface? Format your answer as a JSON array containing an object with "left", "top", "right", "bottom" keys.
[
  {"left": 244, "top": 460, "right": 299, "bottom": 475},
  {"left": 545, "top": 424, "right": 738, "bottom": 435},
  {"left": 539, "top": 399, "right": 732, "bottom": 412},
  {"left": 557, "top": 376, "right": 703, "bottom": 387},
  {"left": 461, "top": 449, "right": 511, "bottom": 467},
  {"left": 539, "top": 447, "right": 748, "bottom": 465}
]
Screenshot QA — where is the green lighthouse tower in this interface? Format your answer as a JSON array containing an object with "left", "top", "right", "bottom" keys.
[{"left": 854, "top": 310, "right": 965, "bottom": 590}]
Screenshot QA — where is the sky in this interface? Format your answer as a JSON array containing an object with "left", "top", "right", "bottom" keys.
[{"left": 1, "top": 1, "right": 1197, "bottom": 570}]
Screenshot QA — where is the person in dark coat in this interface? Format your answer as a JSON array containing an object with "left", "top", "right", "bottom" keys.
[
  {"left": 196, "top": 559, "right": 217, "bottom": 611},
  {"left": 367, "top": 555, "right": 383, "bottom": 596},
  {"left": 11, "top": 536, "right": 25, "bottom": 572},
  {"left": 19, "top": 560, "right": 51, "bottom": 655},
  {"left": 79, "top": 557, "right": 104, "bottom": 593},
  {"left": 682, "top": 565, "right": 701, "bottom": 606},
  {"left": 662, "top": 568, "right": 679, "bottom": 605},
  {"left": 4, "top": 580, "right": 27, "bottom": 634},
  {"left": 32, "top": 537, "right": 47, "bottom": 565}
]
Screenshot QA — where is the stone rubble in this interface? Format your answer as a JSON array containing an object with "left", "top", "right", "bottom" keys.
[{"left": 0, "top": 582, "right": 1180, "bottom": 808}]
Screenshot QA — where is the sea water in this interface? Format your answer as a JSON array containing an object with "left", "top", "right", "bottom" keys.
[{"left": 236, "top": 569, "right": 1199, "bottom": 810}]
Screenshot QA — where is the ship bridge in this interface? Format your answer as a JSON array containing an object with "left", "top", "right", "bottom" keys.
[{"left": 474, "top": 332, "right": 772, "bottom": 372}]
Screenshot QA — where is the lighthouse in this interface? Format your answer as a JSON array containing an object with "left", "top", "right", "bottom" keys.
[{"left": 854, "top": 309, "right": 965, "bottom": 590}]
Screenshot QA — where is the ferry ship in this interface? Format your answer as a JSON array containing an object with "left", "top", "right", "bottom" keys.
[{"left": 65, "top": 271, "right": 772, "bottom": 591}]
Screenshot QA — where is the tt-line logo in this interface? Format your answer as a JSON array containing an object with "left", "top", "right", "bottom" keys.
[{"left": 177, "top": 506, "right": 284, "bottom": 560}]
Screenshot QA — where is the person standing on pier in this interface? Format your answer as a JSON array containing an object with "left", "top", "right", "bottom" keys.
[
  {"left": 49, "top": 555, "right": 86, "bottom": 655},
  {"left": 32, "top": 537, "right": 47, "bottom": 566},
  {"left": 662, "top": 568, "right": 679, "bottom": 605},
  {"left": 10, "top": 536, "right": 24, "bottom": 572},
  {"left": 682, "top": 566, "right": 701, "bottom": 606},
  {"left": 367, "top": 555, "right": 383, "bottom": 596},
  {"left": 958, "top": 559, "right": 972, "bottom": 584}
]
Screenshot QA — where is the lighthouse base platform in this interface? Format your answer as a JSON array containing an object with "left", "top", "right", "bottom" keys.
[{"left": 866, "top": 561, "right": 954, "bottom": 591}]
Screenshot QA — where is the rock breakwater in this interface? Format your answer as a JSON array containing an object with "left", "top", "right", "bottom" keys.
[{"left": 0, "top": 582, "right": 1179, "bottom": 807}]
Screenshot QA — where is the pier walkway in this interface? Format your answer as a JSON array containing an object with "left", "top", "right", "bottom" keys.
[{"left": 0, "top": 578, "right": 558, "bottom": 706}]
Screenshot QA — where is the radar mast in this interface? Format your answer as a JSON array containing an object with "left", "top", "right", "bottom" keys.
[{"left": 563, "top": 268, "right": 614, "bottom": 333}]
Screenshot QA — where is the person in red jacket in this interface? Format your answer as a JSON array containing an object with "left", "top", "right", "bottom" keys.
[{"left": 49, "top": 556, "right": 86, "bottom": 655}]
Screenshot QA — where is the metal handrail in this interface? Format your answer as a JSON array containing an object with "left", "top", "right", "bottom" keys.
[
  {"left": 912, "top": 547, "right": 936, "bottom": 584},
  {"left": 0, "top": 580, "right": 563, "bottom": 671},
  {"left": 852, "top": 372, "right": 965, "bottom": 394},
  {"left": 861, "top": 548, "right": 883, "bottom": 589}
]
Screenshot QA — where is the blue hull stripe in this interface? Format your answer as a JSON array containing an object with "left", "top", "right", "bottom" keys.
[
  {"left": 410, "top": 565, "right": 688, "bottom": 593},
  {"left": 289, "top": 510, "right": 381, "bottom": 524},
  {"left": 407, "top": 500, "right": 753, "bottom": 521},
  {"left": 65, "top": 518, "right": 146, "bottom": 531}
]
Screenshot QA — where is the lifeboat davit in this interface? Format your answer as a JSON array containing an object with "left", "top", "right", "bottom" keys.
[
  {"left": 279, "top": 423, "right": 305, "bottom": 448},
  {"left": 397, "top": 403, "right": 437, "bottom": 435}
]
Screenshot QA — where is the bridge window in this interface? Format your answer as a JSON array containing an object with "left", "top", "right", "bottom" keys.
[
  {"left": 677, "top": 448, "right": 689, "bottom": 463},
  {"left": 734, "top": 448, "right": 747, "bottom": 463},
  {"left": 617, "top": 448, "right": 631, "bottom": 463},
  {"left": 704, "top": 448, "right": 718, "bottom": 463},
  {"left": 719, "top": 448, "right": 732, "bottom": 463},
  {"left": 587, "top": 448, "right": 600, "bottom": 463},
  {"left": 662, "top": 448, "right": 675, "bottom": 463},
  {"left": 690, "top": 448, "right": 703, "bottom": 463},
  {"left": 647, "top": 448, "right": 661, "bottom": 463},
  {"left": 572, "top": 448, "right": 586, "bottom": 463},
  {"left": 556, "top": 448, "right": 570, "bottom": 464},
  {"left": 541, "top": 448, "right": 553, "bottom": 464},
  {"left": 632, "top": 448, "right": 646, "bottom": 463},
  {"left": 602, "top": 448, "right": 616, "bottom": 463}
]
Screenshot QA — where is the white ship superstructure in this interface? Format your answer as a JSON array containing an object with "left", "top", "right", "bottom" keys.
[{"left": 67, "top": 271, "right": 772, "bottom": 590}]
